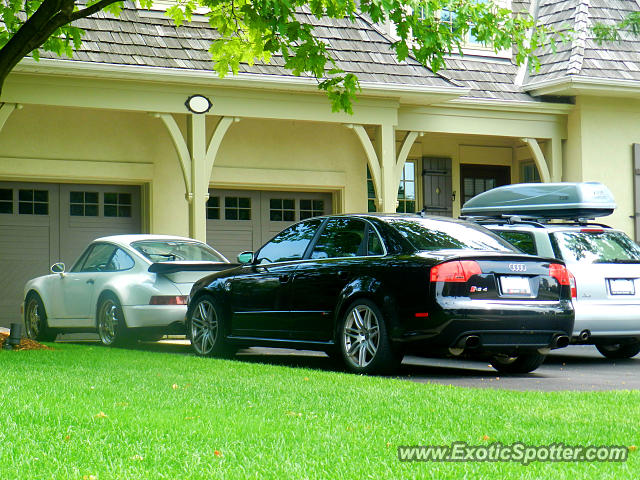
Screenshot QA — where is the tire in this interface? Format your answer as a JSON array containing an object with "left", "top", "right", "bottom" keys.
[
  {"left": 596, "top": 342, "right": 640, "bottom": 359},
  {"left": 490, "top": 352, "right": 546, "bottom": 374},
  {"left": 339, "top": 299, "right": 402, "bottom": 375},
  {"left": 24, "top": 293, "right": 57, "bottom": 342},
  {"left": 96, "top": 294, "right": 131, "bottom": 346},
  {"left": 187, "top": 295, "right": 235, "bottom": 357}
]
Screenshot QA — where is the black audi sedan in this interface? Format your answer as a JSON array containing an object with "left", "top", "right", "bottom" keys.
[{"left": 186, "top": 214, "right": 574, "bottom": 375}]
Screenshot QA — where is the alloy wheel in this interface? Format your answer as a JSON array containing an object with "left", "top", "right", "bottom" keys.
[
  {"left": 342, "top": 304, "right": 380, "bottom": 368},
  {"left": 190, "top": 299, "right": 218, "bottom": 355},
  {"left": 98, "top": 299, "right": 120, "bottom": 345},
  {"left": 25, "top": 298, "right": 41, "bottom": 339}
]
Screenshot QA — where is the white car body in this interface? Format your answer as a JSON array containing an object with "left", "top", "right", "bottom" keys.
[{"left": 23, "top": 234, "right": 231, "bottom": 333}]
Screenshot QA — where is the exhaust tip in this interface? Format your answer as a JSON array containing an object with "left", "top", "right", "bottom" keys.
[
  {"left": 579, "top": 329, "right": 591, "bottom": 342},
  {"left": 554, "top": 335, "right": 570, "bottom": 349}
]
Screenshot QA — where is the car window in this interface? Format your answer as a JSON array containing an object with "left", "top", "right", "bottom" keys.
[
  {"left": 494, "top": 230, "right": 537, "bottom": 255},
  {"left": 79, "top": 244, "right": 117, "bottom": 272},
  {"left": 367, "top": 225, "right": 384, "bottom": 256},
  {"left": 70, "top": 246, "right": 93, "bottom": 272},
  {"left": 256, "top": 219, "right": 324, "bottom": 264},
  {"left": 552, "top": 230, "right": 640, "bottom": 264},
  {"left": 311, "top": 218, "right": 366, "bottom": 259},
  {"left": 387, "top": 218, "right": 515, "bottom": 252},
  {"left": 106, "top": 248, "right": 135, "bottom": 271},
  {"left": 132, "top": 241, "right": 226, "bottom": 263}
]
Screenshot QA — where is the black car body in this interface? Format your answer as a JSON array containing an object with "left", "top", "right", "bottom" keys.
[{"left": 187, "top": 214, "right": 574, "bottom": 374}]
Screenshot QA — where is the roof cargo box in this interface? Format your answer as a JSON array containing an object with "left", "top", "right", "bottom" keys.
[{"left": 461, "top": 182, "right": 616, "bottom": 219}]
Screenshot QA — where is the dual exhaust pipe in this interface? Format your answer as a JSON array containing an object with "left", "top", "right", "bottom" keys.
[{"left": 449, "top": 333, "right": 571, "bottom": 356}]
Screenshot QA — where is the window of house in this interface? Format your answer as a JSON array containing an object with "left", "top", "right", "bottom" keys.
[
  {"left": 397, "top": 161, "right": 417, "bottom": 213},
  {"left": 70, "top": 191, "right": 99, "bottom": 217},
  {"left": 104, "top": 193, "right": 132, "bottom": 217},
  {"left": 300, "top": 199, "right": 324, "bottom": 220},
  {"left": 0, "top": 188, "right": 12, "bottom": 214},
  {"left": 206, "top": 196, "right": 220, "bottom": 219},
  {"left": 18, "top": 189, "right": 48, "bottom": 215},
  {"left": 224, "top": 196, "right": 251, "bottom": 220},
  {"left": 522, "top": 162, "right": 541, "bottom": 183},
  {"left": 270, "top": 198, "right": 295, "bottom": 221},
  {"left": 367, "top": 167, "right": 377, "bottom": 212}
]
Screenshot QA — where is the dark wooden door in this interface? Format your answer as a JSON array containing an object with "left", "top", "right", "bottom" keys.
[
  {"left": 460, "top": 164, "right": 511, "bottom": 205},
  {"left": 422, "top": 157, "right": 453, "bottom": 217}
]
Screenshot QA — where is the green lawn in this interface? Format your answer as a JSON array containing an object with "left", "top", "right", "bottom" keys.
[{"left": 0, "top": 343, "right": 638, "bottom": 479}]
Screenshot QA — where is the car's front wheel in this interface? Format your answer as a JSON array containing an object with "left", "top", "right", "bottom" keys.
[
  {"left": 490, "top": 352, "right": 546, "bottom": 374},
  {"left": 339, "top": 299, "right": 401, "bottom": 375},
  {"left": 24, "top": 293, "right": 57, "bottom": 342},
  {"left": 97, "top": 294, "right": 131, "bottom": 346},
  {"left": 595, "top": 341, "right": 640, "bottom": 359},
  {"left": 188, "top": 295, "right": 235, "bottom": 357}
]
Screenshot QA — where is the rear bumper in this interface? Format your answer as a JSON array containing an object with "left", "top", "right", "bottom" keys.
[
  {"left": 122, "top": 305, "right": 187, "bottom": 328},
  {"left": 396, "top": 299, "right": 574, "bottom": 354},
  {"left": 573, "top": 302, "right": 640, "bottom": 338}
]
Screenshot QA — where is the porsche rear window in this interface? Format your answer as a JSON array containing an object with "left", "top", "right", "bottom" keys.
[
  {"left": 132, "top": 241, "right": 226, "bottom": 263},
  {"left": 552, "top": 231, "right": 640, "bottom": 264}
]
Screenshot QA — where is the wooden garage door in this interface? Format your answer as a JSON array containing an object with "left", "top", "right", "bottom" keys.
[
  {"left": 206, "top": 189, "right": 332, "bottom": 260},
  {"left": 0, "top": 181, "right": 141, "bottom": 327}
]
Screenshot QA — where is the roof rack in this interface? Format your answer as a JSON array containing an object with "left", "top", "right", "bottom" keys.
[{"left": 460, "top": 214, "right": 612, "bottom": 229}]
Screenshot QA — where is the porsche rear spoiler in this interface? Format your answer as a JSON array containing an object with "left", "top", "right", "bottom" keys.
[{"left": 148, "top": 261, "right": 239, "bottom": 274}]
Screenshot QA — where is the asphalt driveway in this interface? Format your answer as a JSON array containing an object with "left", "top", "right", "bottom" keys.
[{"left": 107, "top": 337, "right": 639, "bottom": 392}]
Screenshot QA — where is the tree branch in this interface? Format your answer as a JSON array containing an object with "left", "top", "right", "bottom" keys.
[{"left": 70, "top": 0, "right": 124, "bottom": 21}]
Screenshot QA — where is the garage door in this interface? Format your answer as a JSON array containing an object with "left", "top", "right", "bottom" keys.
[
  {"left": 0, "top": 181, "right": 141, "bottom": 327},
  {"left": 206, "top": 189, "right": 332, "bottom": 260}
]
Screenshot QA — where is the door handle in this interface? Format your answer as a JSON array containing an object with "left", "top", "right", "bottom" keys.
[
  {"left": 279, "top": 274, "right": 291, "bottom": 284},
  {"left": 86, "top": 279, "right": 95, "bottom": 285}
]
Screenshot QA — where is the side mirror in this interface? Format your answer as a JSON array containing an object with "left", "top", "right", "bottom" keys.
[
  {"left": 237, "top": 252, "right": 254, "bottom": 264},
  {"left": 50, "top": 262, "right": 65, "bottom": 275}
]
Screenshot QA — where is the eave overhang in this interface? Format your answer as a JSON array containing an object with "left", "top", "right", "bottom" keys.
[
  {"left": 13, "top": 58, "right": 469, "bottom": 106},
  {"left": 526, "top": 76, "right": 640, "bottom": 98}
]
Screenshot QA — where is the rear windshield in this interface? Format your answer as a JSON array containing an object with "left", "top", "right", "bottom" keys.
[
  {"left": 387, "top": 218, "right": 516, "bottom": 253},
  {"left": 131, "top": 241, "right": 227, "bottom": 263},
  {"left": 552, "top": 230, "right": 640, "bottom": 264}
]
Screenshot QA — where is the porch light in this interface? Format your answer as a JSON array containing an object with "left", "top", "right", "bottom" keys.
[{"left": 185, "top": 94, "right": 212, "bottom": 114}]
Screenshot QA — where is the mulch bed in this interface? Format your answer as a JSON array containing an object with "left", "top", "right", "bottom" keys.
[{"left": 0, "top": 333, "right": 53, "bottom": 351}]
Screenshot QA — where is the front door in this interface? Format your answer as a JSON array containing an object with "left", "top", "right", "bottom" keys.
[
  {"left": 460, "top": 165, "right": 511, "bottom": 205},
  {"left": 422, "top": 157, "right": 453, "bottom": 217}
]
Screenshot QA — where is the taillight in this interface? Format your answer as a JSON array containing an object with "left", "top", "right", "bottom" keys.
[
  {"left": 568, "top": 270, "right": 577, "bottom": 299},
  {"left": 149, "top": 295, "right": 188, "bottom": 305},
  {"left": 430, "top": 260, "right": 482, "bottom": 283},
  {"left": 549, "top": 263, "right": 570, "bottom": 286}
]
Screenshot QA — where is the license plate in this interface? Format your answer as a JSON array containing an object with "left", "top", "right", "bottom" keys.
[
  {"left": 500, "top": 276, "right": 532, "bottom": 296},
  {"left": 609, "top": 279, "right": 635, "bottom": 295}
]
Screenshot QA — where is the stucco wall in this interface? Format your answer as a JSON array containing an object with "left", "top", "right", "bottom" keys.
[
  {"left": 565, "top": 96, "right": 640, "bottom": 236},
  {"left": 0, "top": 106, "right": 368, "bottom": 238}
]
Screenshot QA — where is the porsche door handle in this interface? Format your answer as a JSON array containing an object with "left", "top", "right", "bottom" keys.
[
  {"left": 279, "top": 274, "right": 292, "bottom": 284},
  {"left": 86, "top": 279, "right": 95, "bottom": 285}
]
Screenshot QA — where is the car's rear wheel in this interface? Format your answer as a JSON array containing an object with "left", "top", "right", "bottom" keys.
[
  {"left": 490, "top": 352, "right": 546, "bottom": 374},
  {"left": 339, "top": 299, "right": 401, "bottom": 375},
  {"left": 188, "top": 295, "right": 235, "bottom": 357},
  {"left": 595, "top": 341, "right": 640, "bottom": 359},
  {"left": 24, "top": 293, "right": 56, "bottom": 342},
  {"left": 97, "top": 294, "right": 131, "bottom": 346}
]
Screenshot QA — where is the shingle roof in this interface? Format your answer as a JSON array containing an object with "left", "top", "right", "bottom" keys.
[
  {"left": 526, "top": 0, "right": 640, "bottom": 85},
  {"left": 36, "top": 3, "right": 457, "bottom": 90}
]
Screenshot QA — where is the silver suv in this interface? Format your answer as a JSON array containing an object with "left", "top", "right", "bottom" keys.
[{"left": 463, "top": 184, "right": 640, "bottom": 359}]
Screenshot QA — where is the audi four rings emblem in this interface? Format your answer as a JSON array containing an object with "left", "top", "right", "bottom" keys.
[{"left": 508, "top": 263, "right": 527, "bottom": 272}]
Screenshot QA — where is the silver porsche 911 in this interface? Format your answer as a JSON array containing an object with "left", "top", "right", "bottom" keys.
[{"left": 22, "top": 234, "right": 231, "bottom": 345}]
